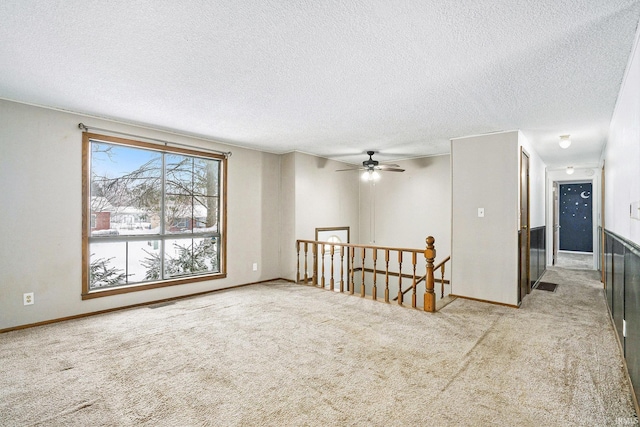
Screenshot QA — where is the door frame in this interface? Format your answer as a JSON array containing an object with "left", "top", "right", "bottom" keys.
[
  {"left": 519, "top": 148, "right": 530, "bottom": 304},
  {"left": 315, "top": 226, "right": 350, "bottom": 245},
  {"left": 315, "top": 227, "right": 350, "bottom": 290},
  {"left": 546, "top": 169, "right": 599, "bottom": 270},
  {"left": 553, "top": 181, "right": 559, "bottom": 265},
  {"left": 601, "top": 162, "right": 605, "bottom": 283}
]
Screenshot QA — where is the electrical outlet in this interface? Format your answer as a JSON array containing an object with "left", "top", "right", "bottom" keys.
[
  {"left": 23, "top": 292, "right": 34, "bottom": 305},
  {"left": 252, "top": 263, "right": 258, "bottom": 271}
]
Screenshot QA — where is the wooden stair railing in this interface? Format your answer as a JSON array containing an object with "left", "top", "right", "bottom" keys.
[
  {"left": 437, "top": 255, "right": 451, "bottom": 299},
  {"left": 296, "top": 236, "right": 442, "bottom": 312},
  {"left": 393, "top": 255, "right": 451, "bottom": 301}
]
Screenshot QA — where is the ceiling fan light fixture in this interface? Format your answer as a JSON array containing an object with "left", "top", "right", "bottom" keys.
[
  {"left": 559, "top": 135, "right": 571, "bottom": 149},
  {"left": 361, "top": 170, "right": 380, "bottom": 182},
  {"left": 336, "top": 151, "right": 404, "bottom": 177},
  {"left": 566, "top": 166, "right": 574, "bottom": 175}
]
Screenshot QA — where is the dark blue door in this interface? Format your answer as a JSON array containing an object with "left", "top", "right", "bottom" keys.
[{"left": 559, "top": 183, "right": 593, "bottom": 252}]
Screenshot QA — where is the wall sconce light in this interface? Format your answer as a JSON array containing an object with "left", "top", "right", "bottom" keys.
[
  {"left": 559, "top": 135, "right": 572, "bottom": 149},
  {"left": 566, "top": 166, "right": 574, "bottom": 175}
]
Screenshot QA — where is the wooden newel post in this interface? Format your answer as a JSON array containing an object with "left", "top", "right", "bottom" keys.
[{"left": 424, "top": 236, "right": 436, "bottom": 312}]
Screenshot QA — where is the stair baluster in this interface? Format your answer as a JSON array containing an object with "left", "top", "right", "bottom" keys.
[
  {"left": 321, "top": 243, "right": 325, "bottom": 288},
  {"left": 397, "top": 251, "right": 403, "bottom": 305},
  {"left": 304, "top": 242, "right": 309, "bottom": 283},
  {"left": 349, "top": 247, "right": 355, "bottom": 295},
  {"left": 296, "top": 241, "right": 300, "bottom": 283},
  {"left": 330, "top": 245, "right": 335, "bottom": 291},
  {"left": 340, "top": 246, "right": 345, "bottom": 293},
  {"left": 312, "top": 243, "right": 318, "bottom": 286},
  {"left": 412, "top": 252, "right": 417, "bottom": 308},
  {"left": 372, "top": 248, "right": 377, "bottom": 301},
  {"left": 384, "top": 249, "right": 390, "bottom": 303},
  {"left": 361, "top": 247, "right": 366, "bottom": 297}
]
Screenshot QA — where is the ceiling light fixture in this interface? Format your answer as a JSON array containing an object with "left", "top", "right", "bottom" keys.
[
  {"left": 566, "top": 166, "right": 574, "bottom": 175},
  {"left": 361, "top": 170, "right": 380, "bottom": 182},
  {"left": 559, "top": 135, "right": 572, "bottom": 149}
]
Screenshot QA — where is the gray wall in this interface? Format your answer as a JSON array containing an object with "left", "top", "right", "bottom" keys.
[
  {"left": 451, "top": 131, "right": 521, "bottom": 306},
  {"left": 0, "top": 100, "right": 282, "bottom": 330},
  {"left": 0, "top": 99, "right": 550, "bottom": 329},
  {"left": 451, "top": 131, "right": 546, "bottom": 306},
  {"left": 358, "top": 154, "right": 451, "bottom": 262},
  {"left": 279, "top": 151, "right": 360, "bottom": 281},
  {"left": 279, "top": 152, "right": 297, "bottom": 280},
  {"left": 293, "top": 152, "right": 360, "bottom": 244},
  {"left": 604, "top": 27, "right": 640, "bottom": 246}
]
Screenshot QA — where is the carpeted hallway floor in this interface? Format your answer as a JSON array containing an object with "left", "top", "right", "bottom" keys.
[
  {"left": 0, "top": 267, "right": 637, "bottom": 426},
  {"left": 556, "top": 251, "right": 594, "bottom": 270}
]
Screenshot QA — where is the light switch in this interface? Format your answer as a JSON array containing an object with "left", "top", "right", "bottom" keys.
[
  {"left": 478, "top": 208, "right": 484, "bottom": 218},
  {"left": 631, "top": 201, "right": 640, "bottom": 220}
]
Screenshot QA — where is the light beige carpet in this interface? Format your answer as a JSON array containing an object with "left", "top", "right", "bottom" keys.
[
  {"left": 555, "top": 251, "right": 594, "bottom": 270},
  {"left": 0, "top": 268, "right": 637, "bottom": 426}
]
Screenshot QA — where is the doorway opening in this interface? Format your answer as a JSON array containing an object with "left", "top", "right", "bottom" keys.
[
  {"left": 547, "top": 169, "right": 600, "bottom": 273},
  {"left": 555, "top": 182, "right": 594, "bottom": 270},
  {"left": 519, "top": 149, "right": 530, "bottom": 304}
]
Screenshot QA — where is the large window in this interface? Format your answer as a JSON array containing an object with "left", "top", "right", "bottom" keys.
[{"left": 82, "top": 133, "right": 226, "bottom": 298}]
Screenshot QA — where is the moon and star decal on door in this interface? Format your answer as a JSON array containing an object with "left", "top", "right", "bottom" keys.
[{"left": 559, "top": 183, "right": 593, "bottom": 252}]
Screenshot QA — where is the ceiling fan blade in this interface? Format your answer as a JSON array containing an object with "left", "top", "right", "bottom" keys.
[
  {"left": 337, "top": 166, "right": 405, "bottom": 172},
  {"left": 336, "top": 151, "right": 405, "bottom": 173}
]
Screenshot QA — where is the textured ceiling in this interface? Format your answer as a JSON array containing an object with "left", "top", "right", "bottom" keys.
[{"left": 1, "top": 1, "right": 639, "bottom": 168}]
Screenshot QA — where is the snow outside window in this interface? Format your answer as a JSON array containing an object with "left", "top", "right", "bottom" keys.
[{"left": 84, "top": 134, "right": 225, "bottom": 295}]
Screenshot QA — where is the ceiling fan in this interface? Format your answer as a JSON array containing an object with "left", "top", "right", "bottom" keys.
[{"left": 336, "top": 151, "right": 405, "bottom": 179}]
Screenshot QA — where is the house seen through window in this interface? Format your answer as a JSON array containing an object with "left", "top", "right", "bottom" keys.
[{"left": 83, "top": 133, "right": 226, "bottom": 297}]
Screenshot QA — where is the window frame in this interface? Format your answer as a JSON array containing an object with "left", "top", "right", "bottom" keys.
[{"left": 81, "top": 132, "right": 227, "bottom": 299}]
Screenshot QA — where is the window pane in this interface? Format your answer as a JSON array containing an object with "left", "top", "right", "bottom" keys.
[
  {"left": 193, "top": 237, "right": 219, "bottom": 274},
  {"left": 89, "top": 241, "right": 127, "bottom": 289},
  {"left": 164, "top": 237, "right": 219, "bottom": 278},
  {"left": 85, "top": 135, "right": 224, "bottom": 295},
  {"left": 165, "top": 156, "right": 220, "bottom": 234},
  {"left": 193, "top": 157, "right": 220, "bottom": 198},
  {"left": 90, "top": 142, "right": 162, "bottom": 237},
  {"left": 166, "top": 154, "right": 194, "bottom": 195},
  {"left": 194, "top": 196, "right": 219, "bottom": 232},
  {"left": 128, "top": 240, "right": 162, "bottom": 283},
  {"left": 164, "top": 195, "right": 218, "bottom": 234},
  {"left": 165, "top": 194, "right": 195, "bottom": 234}
]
